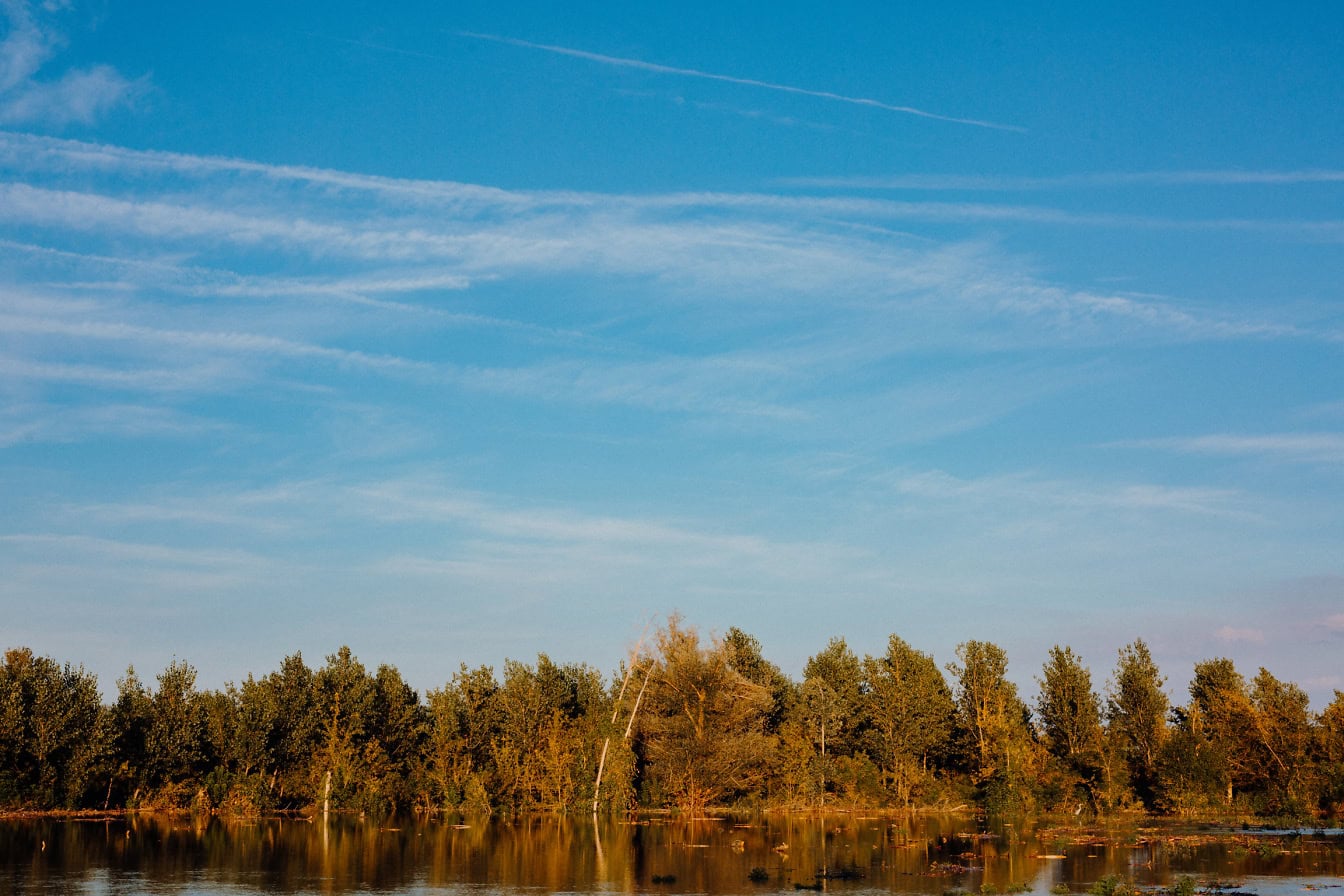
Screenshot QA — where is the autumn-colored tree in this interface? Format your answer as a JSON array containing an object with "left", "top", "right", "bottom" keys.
[{"left": 490, "top": 654, "right": 605, "bottom": 812}]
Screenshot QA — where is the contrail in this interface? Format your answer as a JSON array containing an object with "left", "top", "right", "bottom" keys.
[{"left": 457, "top": 31, "right": 1025, "bottom": 133}]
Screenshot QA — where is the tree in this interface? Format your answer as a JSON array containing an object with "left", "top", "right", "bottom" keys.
[
  {"left": 723, "top": 627, "right": 794, "bottom": 733},
  {"left": 0, "top": 648, "right": 105, "bottom": 809},
  {"left": 801, "top": 638, "right": 864, "bottom": 752},
  {"left": 1316, "top": 691, "right": 1344, "bottom": 815},
  {"left": 424, "top": 663, "right": 499, "bottom": 812},
  {"left": 1187, "top": 657, "right": 1253, "bottom": 805},
  {"left": 313, "top": 646, "right": 376, "bottom": 810},
  {"left": 861, "top": 635, "right": 954, "bottom": 807},
  {"left": 949, "top": 641, "right": 1028, "bottom": 780},
  {"left": 948, "top": 641, "right": 1037, "bottom": 812},
  {"left": 491, "top": 654, "right": 603, "bottom": 812},
  {"left": 108, "top": 666, "right": 151, "bottom": 807},
  {"left": 144, "top": 659, "right": 203, "bottom": 805},
  {"left": 1247, "top": 667, "right": 1311, "bottom": 812},
  {"left": 1037, "top": 646, "right": 1102, "bottom": 762},
  {"left": 636, "top": 618, "right": 774, "bottom": 814},
  {"left": 1036, "top": 646, "right": 1109, "bottom": 811},
  {"left": 256, "top": 652, "right": 317, "bottom": 807},
  {"left": 365, "top": 663, "right": 427, "bottom": 812},
  {"left": 1106, "top": 639, "right": 1167, "bottom": 807}
]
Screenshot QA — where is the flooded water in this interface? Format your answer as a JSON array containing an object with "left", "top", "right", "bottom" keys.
[{"left": 1, "top": 814, "right": 1341, "bottom": 896}]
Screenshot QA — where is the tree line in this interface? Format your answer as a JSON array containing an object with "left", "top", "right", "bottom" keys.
[{"left": 3, "top": 619, "right": 1342, "bottom": 818}]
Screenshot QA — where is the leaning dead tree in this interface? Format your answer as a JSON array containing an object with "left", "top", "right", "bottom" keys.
[{"left": 592, "top": 627, "right": 652, "bottom": 813}]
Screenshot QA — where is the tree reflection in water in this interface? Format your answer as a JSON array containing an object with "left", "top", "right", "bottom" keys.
[{"left": 2, "top": 814, "right": 1343, "bottom": 895}]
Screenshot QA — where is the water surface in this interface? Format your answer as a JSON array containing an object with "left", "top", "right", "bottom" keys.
[{"left": 3, "top": 814, "right": 1341, "bottom": 896}]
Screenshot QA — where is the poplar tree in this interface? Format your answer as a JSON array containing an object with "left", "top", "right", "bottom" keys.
[
  {"left": 1106, "top": 639, "right": 1167, "bottom": 807},
  {"left": 861, "top": 635, "right": 954, "bottom": 807}
]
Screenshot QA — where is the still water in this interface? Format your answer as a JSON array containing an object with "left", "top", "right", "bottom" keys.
[{"left": 2, "top": 814, "right": 1341, "bottom": 896}]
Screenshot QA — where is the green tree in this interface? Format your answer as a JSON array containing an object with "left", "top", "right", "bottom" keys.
[
  {"left": 108, "top": 667, "right": 151, "bottom": 807},
  {"left": 256, "top": 653, "right": 318, "bottom": 807},
  {"left": 861, "top": 635, "right": 954, "bottom": 807},
  {"left": 1187, "top": 658, "right": 1252, "bottom": 806},
  {"left": 948, "top": 641, "right": 1037, "bottom": 812},
  {"left": 1105, "top": 639, "right": 1167, "bottom": 807},
  {"left": 144, "top": 659, "right": 203, "bottom": 806},
  {"left": 802, "top": 638, "right": 864, "bottom": 755},
  {"left": 1036, "top": 646, "right": 1108, "bottom": 809},
  {"left": 1316, "top": 691, "right": 1344, "bottom": 815},
  {"left": 0, "top": 648, "right": 106, "bottom": 809},
  {"left": 424, "top": 663, "right": 499, "bottom": 812},
  {"left": 1155, "top": 715, "right": 1227, "bottom": 815},
  {"left": 363, "top": 663, "right": 426, "bottom": 812},
  {"left": 1247, "top": 667, "right": 1312, "bottom": 812},
  {"left": 723, "top": 627, "right": 794, "bottom": 733},
  {"left": 313, "top": 646, "right": 376, "bottom": 810},
  {"left": 1037, "top": 646, "right": 1102, "bottom": 762}
]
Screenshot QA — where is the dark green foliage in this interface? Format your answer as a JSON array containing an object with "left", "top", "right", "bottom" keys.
[
  {"left": 1106, "top": 640, "right": 1167, "bottom": 808},
  {"left": 0, "top": 648, "right": 106, "bottom": 809},
  {"left": 1089, "top": 876, "right": 1139, "bottom": 896}
]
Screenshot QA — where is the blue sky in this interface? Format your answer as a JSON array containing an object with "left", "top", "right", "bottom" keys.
[{"left": 1, "top": 0, "right": 1341, "bottom": 705}]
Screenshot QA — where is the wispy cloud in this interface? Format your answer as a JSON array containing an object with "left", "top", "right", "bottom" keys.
[
  {"left": 1214, "top": 625, "right": 1266, "bottom": 644},
  {"left": 0, "top": 355, "right": 233, "bottom": 391},
  {"left": 885, "top": 468, "right": 1250, "bottom": 519},
  {"left": 0, "top": 402, "right": 224, "bottom": 447},
  {"left": 455, "top": 31, "right": 1025, "bottom": 133},
  {"left": 0, "top": 1, "right": 141, "bottom": 126},
  {"left": 1125, "top": 433, "right": 1344, "bottom": 465},
  {"left": 0, "top": 132, "right": 1336, "bottom": 448},
  {"left": 0, "top": 306, "right": 435, "bottom": 373},
  {"left": 785, "top": 170, "right": 1344, "bottom": 191}
]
